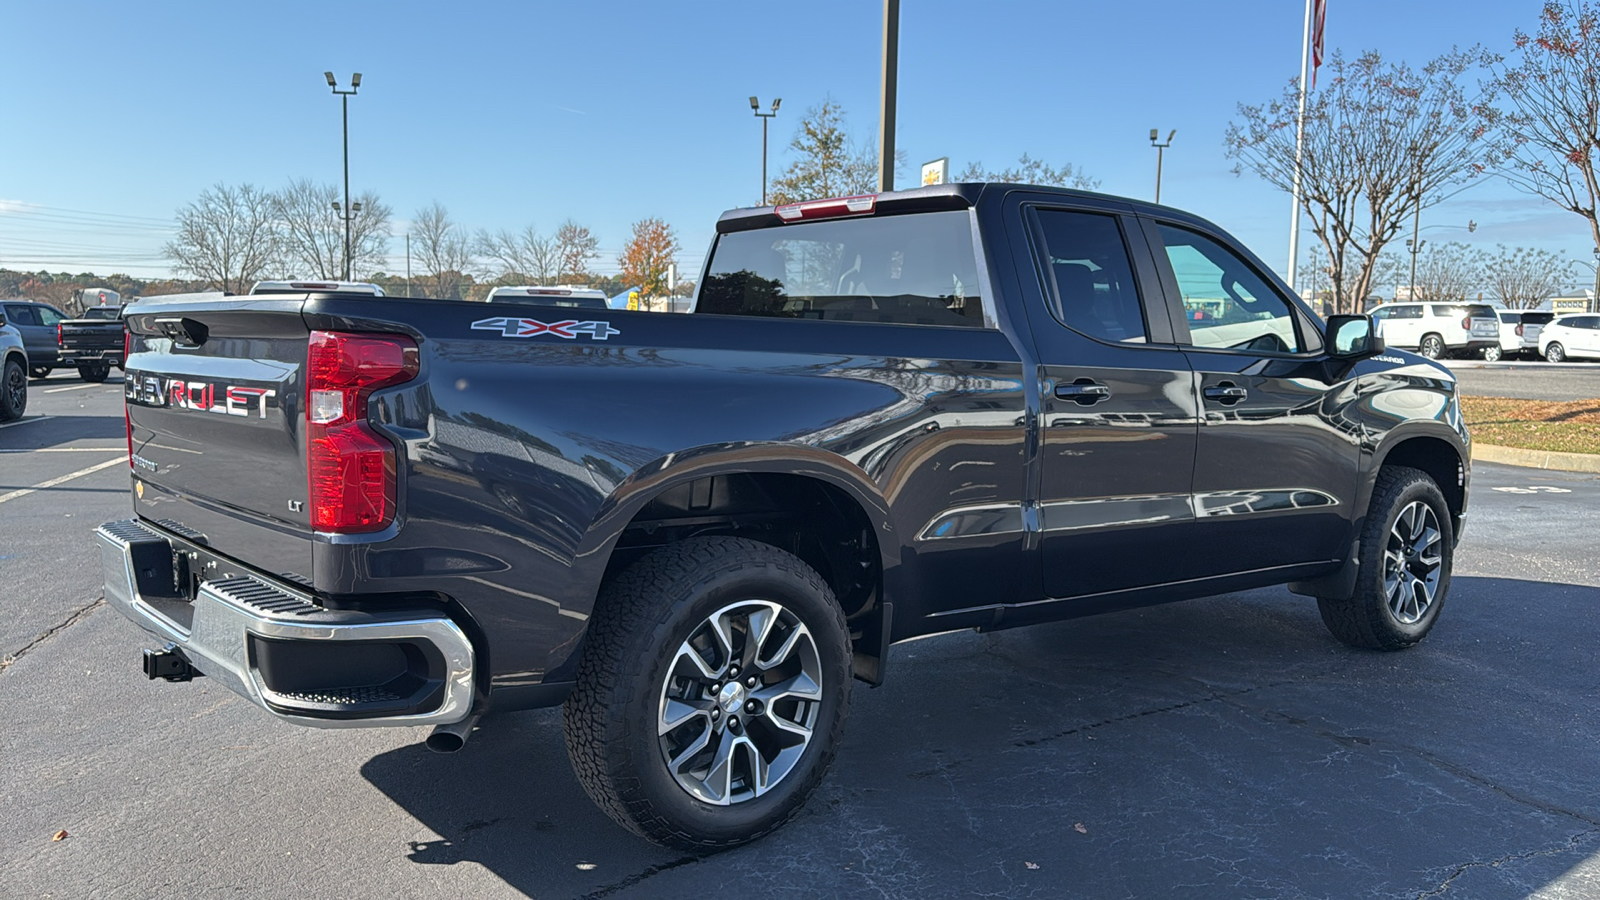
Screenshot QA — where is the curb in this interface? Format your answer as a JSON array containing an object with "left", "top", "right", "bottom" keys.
[{"left": 1472, "top": 442, "right": 1600, "bottom": 473}]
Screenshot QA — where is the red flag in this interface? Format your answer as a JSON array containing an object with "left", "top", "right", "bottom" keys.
[{"left": 1311, "top": 0, "right": 1328, "bottom": 88}]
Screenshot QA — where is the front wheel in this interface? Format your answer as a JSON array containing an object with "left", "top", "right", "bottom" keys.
[
  {"left": 1482, "top": 345, "right": 1502, "bottom": 362},
  {"left": 1545, "top": 342, "right": 1566, "bottom": 363},
  {"left": 77, "top": 361, "right": 110, "bottom": 382},
  {"left": 564, "top": 536, "right": 852, "bottom": 850},
  {"left": 1418, "top": 334, "right": 1445, "bottom": 359},
  {"left": 1, "top": 358, "right": 26, "bottom": 422},
  {"left": 1317, "top": 466, "right": 1452, "bottom": 650}
]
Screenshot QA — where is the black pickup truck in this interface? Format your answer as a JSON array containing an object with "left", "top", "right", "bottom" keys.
[
  {"left": 57, "top": 304, "right": 126, "bottom": 381},
  {"left": 100, "top": 183, "right": 1469, "bottom": 849}
]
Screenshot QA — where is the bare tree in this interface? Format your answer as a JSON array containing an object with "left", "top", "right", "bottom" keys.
[
  {"left": 163, "top": 183, "right": 281, "bottom": 293},
  {"left": 1409, "top": 242, "right": 1487, "bottom": 301},
  {"left": 1228, "top": 49, "right": 1497, "bottom": 313},
  {"left": 554, "top": 220, "right": 600, "bottom": 281},
  {"left": 769, "top": 100, "right": 886, "bottom": 205},
  {"left": 956, "top": 153, "right": 1100, "bottom": 189},
  {"left": 411, "top": 202, "right": 473, "bottom": 299},
  {"left": 1484, "top": 244, "right": 1574, "bottom": 308},
  {"left": 476, "top": 226, "right": 559, "bottom": 284},
  {"left": 274, "top": 179, "right": 392, "bottom": 279},
  {"left": 1489, "top": 1, "right": 1600, "bottom": 310}
]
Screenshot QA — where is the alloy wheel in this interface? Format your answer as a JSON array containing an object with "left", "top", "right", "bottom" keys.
[
  {"left": 1482, "top": 346, "right": 1501, "bottom": 362},
  {"left": 5, "top": 364, "right": 25, "bottom": 410},
  {"left": 1383, "top": 501, "right": 1442, "bottom": 625},
  {"left": 656, "top": 599, "right": 822, "bottom": 806},
  {"left": 1546, "top": 343, "right": 1565, "bottom": 363},
  {"left": 1420, "top": 336, "right": 1443, "bottom": 359}
]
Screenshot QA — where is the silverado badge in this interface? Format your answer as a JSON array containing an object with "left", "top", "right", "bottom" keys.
[{"left": 471, "top": 317, "right": 619, "bottom": 341}]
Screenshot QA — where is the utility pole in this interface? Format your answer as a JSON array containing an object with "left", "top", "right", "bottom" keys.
[
  {"left": 1149, "top": 129, "right": 1175, "bottom": 204},
  {"left": 877, "top": 0, "right": 900, "bottom": 193},
  {"left": 1406, "top": 205, "right": 1425, "bottom": 299},
  {"left": 1287, "top": 0, "right": 1313, "bottom": 289},
  {"left": 750, "top": 97, "right": 781, "bottom": 205},
  {"left": 325, "top": 71, "right": 361, "bottom": 280}
]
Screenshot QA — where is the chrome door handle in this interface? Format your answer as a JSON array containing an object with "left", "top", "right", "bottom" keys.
[{"left": 1204, "top": 384, "right": 1248, "bottom": 404}]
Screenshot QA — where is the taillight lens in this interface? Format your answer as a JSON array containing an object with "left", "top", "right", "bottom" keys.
[
  {"left": 305, "top": 331, "right": 418, "bottom": 533},
  {"left": 57, "top": 324, "right": 63, "bottom": 347},
  {"left": 125, "top": 329, "right": 134, "bottom": 469},
  {"left": 1462, "top": 316, "right": 1472, "bottom": 331},
  {"left": 1516, "top": 324, "right": 1524, "bottom": 337}
]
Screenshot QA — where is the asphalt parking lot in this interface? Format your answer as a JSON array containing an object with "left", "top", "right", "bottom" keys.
[
  {"left": 4, "top": 368, "right": 1600, "bottom": 899},
  {"left": 1445, "top": 359, "right": 1600, "bottom": 401}
]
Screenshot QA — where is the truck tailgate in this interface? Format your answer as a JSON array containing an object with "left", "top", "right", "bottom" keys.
[{"left": 124, "top": 296, "right": 314, "bottom": 581}]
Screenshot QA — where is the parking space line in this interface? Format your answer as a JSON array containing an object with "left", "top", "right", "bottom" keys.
[
  {"left": 0, "top": 456, "right": 125, "bottom": 505},
  {"left": 43, "top": 383, "right": 109, "bottom": 394},
  {"left": 0, "top": 447, "right": 127, "bottom": 453},
  {"left": 0, "top": 415, "right": 52, "bottom": 430}
]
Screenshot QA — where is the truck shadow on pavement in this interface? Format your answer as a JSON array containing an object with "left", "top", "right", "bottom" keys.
[{"left": 361, "top": 576, "right": 1600, "bottom": 900}]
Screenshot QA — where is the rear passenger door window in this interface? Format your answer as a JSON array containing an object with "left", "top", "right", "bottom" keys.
[
  {"left": 5, "top": 305, "right": 38, "bottom": 327},
  {"left": 1156, "top": 224, "right": 1302, "bottom": 354},
  {"left": 1030, "top": 210, "right": 1148, "bottom": 344}
]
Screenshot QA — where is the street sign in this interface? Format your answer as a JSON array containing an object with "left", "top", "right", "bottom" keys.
[{"left": 921, "top": 158, "right": 948, "bottom": 186}]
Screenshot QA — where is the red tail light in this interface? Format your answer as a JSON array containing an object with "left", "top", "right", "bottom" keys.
[
  {"left": 305, "top": 331, "right": 418, "bottom": 533},
  {"left": 57, "top": 324, "right": 63, "bottom": 347},
  {"left": 1516, "top": 323, "right": 1524, "bottom": 337},
  {"left": 774, "top": 194, "right": 877, "bottom": 222},
  {"left": 1461, "top": 316, "right": 1472, "bottom": 331}
]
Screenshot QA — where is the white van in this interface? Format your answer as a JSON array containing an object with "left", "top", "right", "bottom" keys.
[{"left": 1367, "top": 301, "right": 1499, "bottom": 359}]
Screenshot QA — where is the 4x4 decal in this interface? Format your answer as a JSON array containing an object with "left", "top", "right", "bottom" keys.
[{"left": 471, "top": 316, "right": 619, "bottom": 341}]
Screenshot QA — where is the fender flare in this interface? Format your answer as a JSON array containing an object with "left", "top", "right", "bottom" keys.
[{"left": 566, "top": 442, "right": 904, "bottom": 623}]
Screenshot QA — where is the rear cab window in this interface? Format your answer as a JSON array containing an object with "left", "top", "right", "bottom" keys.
[{"left": 696, "top": 210, "right": 987, "bottom": 327}]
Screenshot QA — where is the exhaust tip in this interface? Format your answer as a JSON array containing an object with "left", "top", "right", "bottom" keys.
[{"left": 425, "top": 714, "right": 479, "bottom": 753}]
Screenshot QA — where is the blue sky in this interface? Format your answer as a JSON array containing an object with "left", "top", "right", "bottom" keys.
[{"left": 0, "top": 0, "right": 1576, "bottom": 287}]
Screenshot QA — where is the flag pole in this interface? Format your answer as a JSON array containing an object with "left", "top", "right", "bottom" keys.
[{"left": 1288, "top": 0, "right": 1313, "bottom": 293}]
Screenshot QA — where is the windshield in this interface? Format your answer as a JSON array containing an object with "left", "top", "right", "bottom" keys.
[{"left": 697, "top": 210, "right": 985, "bottom": 327}]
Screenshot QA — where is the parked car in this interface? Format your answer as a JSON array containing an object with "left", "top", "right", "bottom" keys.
[
  {"left": 102, "top": 183, "right": 1470, "bottom": 850},
  {"left": 57, "top": 304, "right": 126, "bottom": 382},
  {"left": 0, "top": 311, "right": 28, "bottom": 421},
  {"left": 2, "top": 300, "right": 67, "bottom": 377},
  {"left": 1495, "top": 310, "right": 1554, "bottom": 361},
  {"left": 1539, "top": 313, "right": 1600, "bottom": 362},
  {"left": 484, "top": 285, "right": 608, "bottom": 308},
  {"left": 1368, "top": 301, "right": 1499, "bottom": 359},
  {"left": 250, "top": 280, "right": 386, "bottom": 296}
]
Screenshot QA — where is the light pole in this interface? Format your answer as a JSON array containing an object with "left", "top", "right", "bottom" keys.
[
  {"left": 325, "top": 71, "right": 361, "bottom": 280},
  {"left": 1149, "top": 129, "right": 1175, "bottom": 204},
  {"left": 1591, "top": 247, "right": 1599, "bottom": 313},
  {"left": 878, "top": 0, "right": 900, "bottom": 193},
  {"left": 750, "top": 96, "right": 781, "bottom": 206}
]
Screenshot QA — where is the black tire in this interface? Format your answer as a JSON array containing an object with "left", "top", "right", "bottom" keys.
[
  {"left": 564, "top": 536, "right": 852, "bottom": 850},
  {"left": 1317, "top": 465, "right": 1453, "bottom": 651},
  {"left": 29, "top": 365, "right": 52, "bottom": 379},
  {"left": 1, "top": 357, "right": 26, "bottom": 422},
  {"left": 1482, "top": 345, "right": 1501, "bottom": 362},
  {"left": 1418, "top": 334, "right": 1444, "bottom": 359},
  {"left": 77, "top": 361, "right": 110, "bottom": 383},
  {"left": 1545, "top": 342, "right": 1566, "bottom": 363}
]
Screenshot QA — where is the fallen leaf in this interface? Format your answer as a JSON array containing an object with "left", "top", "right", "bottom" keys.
[
  {"left": 1025, "top": 862, "right": 1040, "bottom": 870},
  {"left": 51, "top": 830, "right": 68, "bottom": 842},
  {"left": 1074, "top": 822, "right": 1088, "bottom": 834}
]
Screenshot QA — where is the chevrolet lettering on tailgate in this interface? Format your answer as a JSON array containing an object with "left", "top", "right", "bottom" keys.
[{"left": 126, "top": 371, "right": 277, "bottom": 419}]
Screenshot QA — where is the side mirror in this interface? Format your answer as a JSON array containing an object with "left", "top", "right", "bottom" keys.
[{"left": 1326, "top": 314, "right": 1384, "bottom": 359}]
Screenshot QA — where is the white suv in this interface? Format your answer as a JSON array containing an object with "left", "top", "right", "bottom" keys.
[
  {"left": 1368, "top": 301, "right": 1499, "bottom": 359},
  {"left": 1539, "top": 314, "right": 1600, "bottom": 362},
  {"left": 484, "top": 285, "right": 608, "bottom": 309}
]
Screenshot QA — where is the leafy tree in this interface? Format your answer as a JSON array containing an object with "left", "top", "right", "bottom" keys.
[
  {"left": 274, "top": 179, "right": 392, "bottom": 279},
  {"left": 163, "top": 182, "right": 281, "bottom": 294},
  {"left": 555, "top": 220, "right": 601, "bottom": 281},
  {"left": 955, "top": 153, "right": 1099, "bottom": 189},
  {"left": 768, "top": 100, "right": 881, "bottom": 205},
  {"left": 1227, "top": 49, "right": 1497, "bottom": 313},
  {"left": 617, "top": 218, "right": 680, "bottom": 297},
  {"left": 1484, "top": 244, "right": 1574, "bottom": 308},
  {"left": 1488, "top": 1, "right": 1600, "bottom": 310},
  {"left": 411, "top": 201, "right": 473, "bottom": 299}
]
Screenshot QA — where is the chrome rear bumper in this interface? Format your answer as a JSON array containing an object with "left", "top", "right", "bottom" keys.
[{"left": 97, "top": 518, "right": 475, "bottom": 729}]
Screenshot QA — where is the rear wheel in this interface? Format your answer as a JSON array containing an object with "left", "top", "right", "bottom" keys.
[
  {"left": 1481, "top": 345, "right": 1502, "bottom": 362},
  {"left": 29, "top": 365, "right": 52, "bottom": 379},
  {"left": 1317, "top": 466, "right": 1452, "bottom": 650},
  {"left": 1545, "top": 342, "right": 1566, "bottom": 363},
  {"left": 1, "top": 357, "right": 27, "bottom": 422},
  {"left": 1418, "top": 334, "right": 1445, "bottom": 359},
  {"left": 77, "top": 361, "right": 110, "bottom": 382},
  {"left": 564, "top": 536, "right": 851, "bottom": 850}
]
